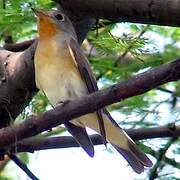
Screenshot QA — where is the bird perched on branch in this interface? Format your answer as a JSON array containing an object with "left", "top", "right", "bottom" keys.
[{"left": 33, "top": 8, "right": 152, "bottom": 174}]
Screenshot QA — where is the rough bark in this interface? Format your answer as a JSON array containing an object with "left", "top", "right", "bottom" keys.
[
  {"left": 9, "top": 124, "right": 180, "bottom": 153},
  {"left": 0, "top": 58, "right": 179, "bottom": 149},
  {"left": 57, "top": 0, "right": 180, "bottom": 27},
  {"left": 0, "top": 44, "right": 37, "bottom": 128},
  {"left": 3, "top": 39, "right": 35, "bottom": 52}
]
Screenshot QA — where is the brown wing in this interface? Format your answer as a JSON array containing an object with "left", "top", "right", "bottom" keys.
[
  {"left": 68, "top": 38, "right": 98, "bottom": 92},
  {"left": 68, "top": 38, "right": 106, "bottom": 144}
]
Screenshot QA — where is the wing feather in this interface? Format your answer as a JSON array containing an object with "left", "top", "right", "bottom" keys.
[{"left": 67, "top": 38, "right": 106, "bottom": 144}]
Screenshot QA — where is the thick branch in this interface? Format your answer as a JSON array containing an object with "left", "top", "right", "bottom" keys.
[
  {"left": 4, "top": 0, "right": 180, "bottom": 52},
  {"left": 57, "top": 0, "right": 180, "bottom": 27},
  {"left": 0, "top": 58, "right": 179, "bottom": 149},
  {"left": 9, "top": 124, "right": 180, "bottom": 153},
  {"left": 0, "top": 43, "right": 37, "bottom": 128},
  {"left": 3, "top": 39, "right": 35, "bottom": 52}
]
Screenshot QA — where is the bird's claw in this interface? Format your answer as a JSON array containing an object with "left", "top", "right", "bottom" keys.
[
  {"left": 0, "top": 149, "right": 6, "bottom": 161},
  {"left": 57, "top": 100, "right": 71, "bottom": 107},
  {"left": 48, "top": 128, "right": 52, "bottom": 132}
]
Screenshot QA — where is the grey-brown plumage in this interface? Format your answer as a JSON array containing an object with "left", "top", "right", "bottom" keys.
[{"left": 34, "top": 9, "right": 153, "bottom": 174}]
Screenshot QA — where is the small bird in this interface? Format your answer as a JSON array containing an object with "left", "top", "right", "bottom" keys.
[{"left": 33, "top": 9, "right": 152, "bottom": 173}]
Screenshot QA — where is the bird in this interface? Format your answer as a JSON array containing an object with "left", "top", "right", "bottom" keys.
[{"left": 33, "top": 8, "right": 152, "bottom": 174}]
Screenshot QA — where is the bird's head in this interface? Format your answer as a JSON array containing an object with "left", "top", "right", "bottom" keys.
[{"left": 32, "top": 8, "right": 76, "bottom": 39}]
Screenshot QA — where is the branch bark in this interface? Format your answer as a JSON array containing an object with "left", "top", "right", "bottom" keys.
[
  {"left": 5, "top": 0, "right": 180, "bottom": 52},
  {"left": 0, "top": 58, "right": 179, "bottom": 149},
  {"left": 57, "top": 0, "right": 180, "bottom": 27},
  {"left": 0, "top": 43, "right": 38, "bottom": 128},
  {"left": 3, "top": 39, "right": 35, "bottom": 52},
  {"left": 8, "top": 124, "right": 180, "bottom": 153}
]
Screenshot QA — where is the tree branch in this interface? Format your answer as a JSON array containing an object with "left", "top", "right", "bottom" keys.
[
  {"left": 3, "top": 39, "right": 35, "bottom": 52},
  {"left": 149, "top": 138, "right": 177, "bottom": 180},
  {"left": 147, "top": 146, "right": 180, "bottom": 169},
  {"left": 57, "top": 0, "right": 180, "bottom": 27},
  {"left": 0, "top": 58, "right": 179, "bottom": 149},
  {"left": 6, "top": 0, "right": 180, "bottom": 52},
  {"left": 8, "top": 124, "right": 180, "bottom": 153},
  {"left": 8, "top": 153, "right": 39, "bottom": 180},
  {"left": 0, "top": 43, "right": 38, "bottom": 128}
]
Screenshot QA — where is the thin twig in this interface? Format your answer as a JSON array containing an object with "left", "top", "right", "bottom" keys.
[
  {"left": 8, "top": 153, "right": 39, "bottom": 180},
  {"left": 96, "top": 25, "right": 150, "bottom": 80},
  {"left": 114, "top": 25, "right": 150, "bottom": 66},
  {"left": 148, "top": 138, "right": 177, "bottom": 180}
]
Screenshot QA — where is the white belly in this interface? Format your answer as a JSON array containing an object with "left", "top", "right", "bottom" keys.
[
  {"left": 39, "top": 67, "right": 88, "bottom": 106},
  {"left": 34, "top": 41, "right": 88, "bottom": 106}
]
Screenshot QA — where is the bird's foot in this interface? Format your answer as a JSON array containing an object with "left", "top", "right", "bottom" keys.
[
  {"left": 0, "top": 149, "right": 6, "bottom": 161},
  {"left": 57, "top": 100, "right": 71, "bottom": 107},
  {"left": 48, "top": 128, "right": 52, "bottom": 132}
]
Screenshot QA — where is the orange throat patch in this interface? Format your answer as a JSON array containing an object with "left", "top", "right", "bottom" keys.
[{"left": 38, "top": 17, "right": 58, "bottom": 39}]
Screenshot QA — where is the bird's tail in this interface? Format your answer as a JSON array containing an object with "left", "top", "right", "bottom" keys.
[
  {"left": 65, "top": 121, "right": 94, "bottom": 157},
  {"left": 71, "top": 112, "right": 152, "bottom": 174}
]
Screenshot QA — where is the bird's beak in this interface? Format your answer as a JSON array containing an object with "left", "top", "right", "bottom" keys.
[
  {"left": 32, "top": 8, "right": 49, "bottom": 18},
  {"left": 32, "top": 8, "right": 59, "bottom": 37}
]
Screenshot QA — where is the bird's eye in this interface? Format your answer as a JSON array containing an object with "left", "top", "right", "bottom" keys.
[{"left": 54, "top": 13, "right": 64, "bottom": 21}]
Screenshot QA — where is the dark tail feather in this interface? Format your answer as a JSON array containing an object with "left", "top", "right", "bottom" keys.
[
  {"left": 128, "top": 140, "right": 153, "bottom": 167},
  {"left": 65, "top": 122, "right": 94, "bottom": 157},
  {"left": 112, "top": 141, "right": 152, "bottom": 174}
]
